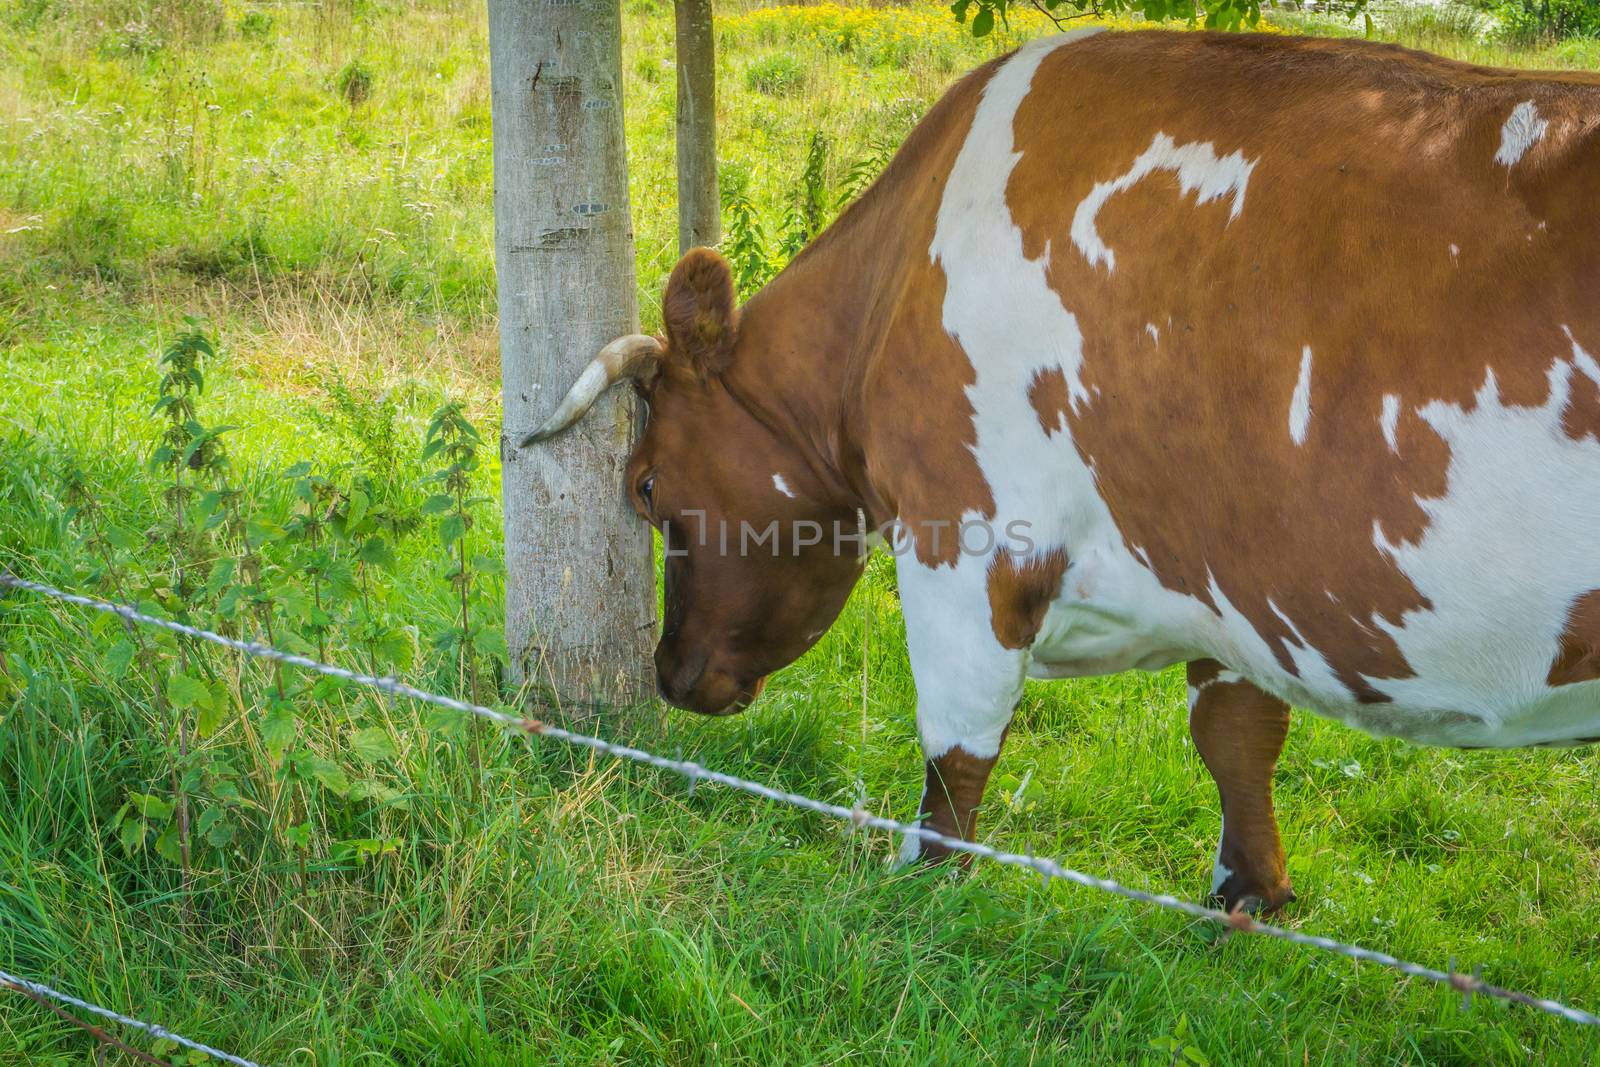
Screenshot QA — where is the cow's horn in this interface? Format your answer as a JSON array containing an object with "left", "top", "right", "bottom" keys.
[{"left": 519, "top": 334, "right": 664, "bottom": 446}]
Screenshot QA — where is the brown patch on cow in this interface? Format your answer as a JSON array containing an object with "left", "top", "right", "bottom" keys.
[
  {"left": 998, "top": 33, "right": 1600, "bottom": 702},
  {"left": 839, "top": 59, "right": 1008, "bottom": 568},
  {"left": 1547, "top": 589, "right": 1600, "bottom": 686},
  {"left": 1562, "top": 364, "right": 1600, "bottom": 444},
  {"left": 1027, "top": 368, "right": 1072, "bottom": 438},
  {"left": 1188, "top": 657, "right": 1224, "bottom": 690},
  {"left": 862, "top": 254, "right": 997, "bottom": 567},
  {"left": 986, "top": 548, "right": 1070, "bottom": 649},
  {"left": 917, "top": 744, "right": 1003, "bottom": 863},
  {"left": 1187, "top": 662, "right": 1295, "bottom": 914}
]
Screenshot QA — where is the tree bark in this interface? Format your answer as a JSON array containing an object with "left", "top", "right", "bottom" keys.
[
  {"left": 675, "top": 0, "right": 720, "bottom": 253},
  {"left": 489, "top": 0, "right": 656, "bottom": 713}
]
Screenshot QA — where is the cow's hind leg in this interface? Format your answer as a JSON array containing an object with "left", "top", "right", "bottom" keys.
[{"left": 1187, "top": 660, "right": 1296, "bottom": 914}]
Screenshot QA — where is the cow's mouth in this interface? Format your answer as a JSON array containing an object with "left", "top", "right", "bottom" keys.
[{"left": 660, "top": 670, "right": 767, "bottom": 716}]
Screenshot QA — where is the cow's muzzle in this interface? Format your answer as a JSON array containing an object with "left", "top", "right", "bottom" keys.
[{"left": 655, "top": 644, "right": 766, "bottom": 715}]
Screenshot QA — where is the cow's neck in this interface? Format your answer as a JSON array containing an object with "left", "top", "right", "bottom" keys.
[{"left": 721, "top": 212, "right": 897, "bottom": 522}]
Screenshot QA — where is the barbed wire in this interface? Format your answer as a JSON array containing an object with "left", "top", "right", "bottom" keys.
[
  {"left": 3, "top": 572, "right": 1598, "bottom": 1029},
  {"left": 0, "top": 969, "right": 267, "bottom": 1067}
]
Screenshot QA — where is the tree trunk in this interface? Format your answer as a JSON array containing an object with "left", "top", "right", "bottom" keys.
[
  {"left": 489, "top": 0, "right": 656, "bottom": 713},
  {"left": 675, "top": 0, "right": 720, "bottom": 253}
]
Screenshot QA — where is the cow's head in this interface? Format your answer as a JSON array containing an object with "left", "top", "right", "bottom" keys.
[{"left": 522, "top": 249, "right": 865, "bottom": 715}]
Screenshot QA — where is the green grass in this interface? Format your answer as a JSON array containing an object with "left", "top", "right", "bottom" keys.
[{"left": 3, "top": 0, "right": 1600, "bottom": 1063}]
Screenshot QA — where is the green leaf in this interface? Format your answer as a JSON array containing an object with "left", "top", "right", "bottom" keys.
[
  {"left": 284, "top": 461, "right": 313, "bottom": 478},
  {"left": 351, "top": 727, "right": 398, "bottom": 763},
  {"left": 350, "top": 781, "right": 408, "bottom": 807},
  {"left": 346, "top": 488, "right": 369, "bottom": 530},
  {"left": 307, "top": 757, "right": 351, "bottom": 796},
  {"left": 195, "top": 682, "right": 230, "bottom": 738},
  {"left": 472, "top": 627, "right": 509, "bottom": 666},
  {"left": 377, "top": 627, "right": 417, "bottom": 672},
  {"left": 167, "top": 673, "right": 213, "bottom": 711},
  {"left": 970, "top": 7, "right": 993, "bottom": 36},
  {"left": 217, "top": 585, "right": 246, "bottom": 619},
  {"left": 155, "top": 823, "right": 182, "bottom": 863},
  {"left": 422, "top": 705, "right": 466, "bottom": 735},
  {"left": 420, "top": 493, "right": 455, "bottom": 515},
  {"left": 104, "top": 525, "right": 139, "bottom": 551},
  {"left": 119, "top": 817, "right": 146, "bottom": 856},
  {"left": 204, "top": 818, "right": 236, "bottom": 849},
  {"left": 130, "top": 792, "right": 175, "bottom": 821},
  {"left": 438, "top": 514, "right": 465, "bottom": 549},
  {"left": 104, "top": 639, "right": 135, "bottom": 679},
  {"left": 202, "top": 558, "right": 236, "bottom": 598},
  {"left": 262, "top": 703, "right": 296, "bottom": 761},
  {"left": 358, "top": 537, "right": 397, "bottom": 570},
  {"left": 247, "top": 518, "right": 287, "bottom": 544}
]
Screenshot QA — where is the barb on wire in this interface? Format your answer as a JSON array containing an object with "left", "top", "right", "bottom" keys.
[
  {"left": 0, "top": 970, "right": 266, "bottom": 1067},
  {"left": 3, "top": 572, "right": 1598, "bottom": 1028}
]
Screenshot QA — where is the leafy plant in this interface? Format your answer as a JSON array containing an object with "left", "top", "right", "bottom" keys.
[
  {"left": 149, "top": 321, "right": 232, "bottom": 876},
  {"left": 723, "top": 191, "right": 777, "bottom": 299},
  {"left": 421, "top": 401, "right": 506, "bottom": 792},
  {"left": 237, "top": 9, "right": 274, "bottom": 41},
  {"left": 1148, "top": 1014, "right": 1211, "bottom": 1067},
  {"left": 745, "top": 52, "right": 807, "bottom": 96},
  {"left": 779, "top": 132, "right": 830, "bottom": 263},
  {"left": 337, "top": 59, "right": 374, "bottom": 105}
]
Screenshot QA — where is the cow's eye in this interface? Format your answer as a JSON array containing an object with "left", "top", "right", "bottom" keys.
[{"left": 638, "top": 475, "right": 655, "bottom": 508}]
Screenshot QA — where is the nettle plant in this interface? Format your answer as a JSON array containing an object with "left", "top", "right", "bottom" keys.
[
  {"left": 722, "top": 132, "right": 895, "bottom": 300},
  {"left": 70, "top": 325, "right": 503, "bottom": 882}
]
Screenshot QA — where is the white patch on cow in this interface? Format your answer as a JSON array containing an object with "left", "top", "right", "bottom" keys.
[
  {"left": 772, "top": 472, "right": 796, "bottom": 498},
  {"left": 1495, "top": 100, "right": 1548, "bottom": 168},
  {"left": 1186, "top": 685, "right": 1201, "bottom": 712},
  {"left": 907, "top": 30, "right": 1112, "bottom": 764},
  {"left": 1288, "top": 346, "right": 1313, "bottom": 446},
  {"left": 1145, "top": 323, "right": 1160, "bottom": 344},
  {"left": 1211, "top": 835, "right": 1233, "bottom": 896},
  {"left": 1380, "top": 393, "right": 1401, "bottom": 453},
  {"left": 1449, "top": 243, "right": 1461, "bottom": 261},
  {"left": 1071, "top": 132, "right": 1256, "bottom": 273},
  {"left": 1361, "top": 345, "right": 1600, "bottom": 746},
  {"left": 895, "top": 781, "right": 930, "bottom": 867}
]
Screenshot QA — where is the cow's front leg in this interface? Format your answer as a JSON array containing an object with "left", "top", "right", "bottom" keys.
[
  {"left": 1187, "top": 659, "right": 1296, "bottom": 914},
  {"left": 895, "top": 553, "right": 1029, "bottom": 865}
]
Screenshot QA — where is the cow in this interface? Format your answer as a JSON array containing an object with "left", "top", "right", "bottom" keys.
[{"left": 523, "top": 29, "right": 1600, "bottom": 914}]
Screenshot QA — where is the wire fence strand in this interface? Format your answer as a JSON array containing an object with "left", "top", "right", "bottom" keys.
[
  {"left": 0, "top": 969, "right": 267, "bottom": 1067},
  {"left": 3, "top": 572, "right": 1598, "bottom": 1030}
]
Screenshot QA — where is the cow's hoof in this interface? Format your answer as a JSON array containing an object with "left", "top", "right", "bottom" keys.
[{"left": 1213, "top": 881, "right": 1296, "bottom": 917}]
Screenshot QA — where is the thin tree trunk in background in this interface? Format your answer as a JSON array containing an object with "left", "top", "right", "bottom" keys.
[
  {"left": 675, "top": 0, "right": 720, "bottom": 253},
  {"left": 489, "top": 0, "right": 655, "bottom": 713}
]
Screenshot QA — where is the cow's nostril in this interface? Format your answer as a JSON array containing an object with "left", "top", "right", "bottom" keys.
[{"left": 656, "top": 646, "right": 708, "bottom": 706}]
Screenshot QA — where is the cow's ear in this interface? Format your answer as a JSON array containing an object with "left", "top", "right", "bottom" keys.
[{"left": 662, "top": 247, "right": 738, "bottom": 376}]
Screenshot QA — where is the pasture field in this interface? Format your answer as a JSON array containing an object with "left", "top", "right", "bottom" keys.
[{"left": 3, "top": 1, "right": 1600, "bottom": 1063}]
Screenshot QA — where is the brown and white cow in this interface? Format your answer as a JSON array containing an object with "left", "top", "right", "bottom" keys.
[{"left": 525, "top": 30, "right": 1600, "bottom": 913}]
